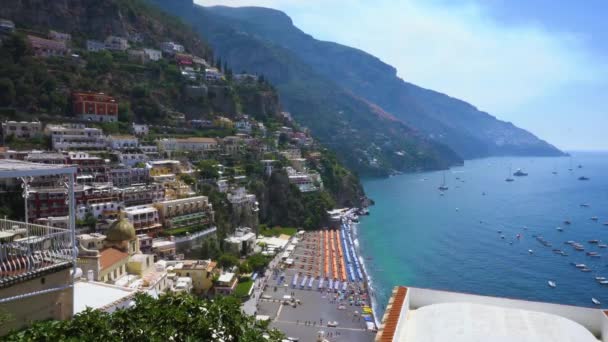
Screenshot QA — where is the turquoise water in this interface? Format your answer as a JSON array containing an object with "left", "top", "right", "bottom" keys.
[{"left": 358, "top": 152, "right": 608, "bottom": 314}]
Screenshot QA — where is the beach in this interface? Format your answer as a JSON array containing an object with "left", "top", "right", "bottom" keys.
[{"left": 252, "top": 209, "right": 377, "bottom": 341}]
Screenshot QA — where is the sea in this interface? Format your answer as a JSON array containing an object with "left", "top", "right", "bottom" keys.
[{"left": 357, "top": 151, "right": 608, "bottom": 317}]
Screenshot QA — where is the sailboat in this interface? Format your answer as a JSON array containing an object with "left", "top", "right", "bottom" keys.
[
  {"left": 505, "top": 166, "right": 514, "bottom": 182},
  {"left": 438, "top": 172, "right": 449, "bottom": 191},
  {"left": 552, "top": 162, "right": 558, "bottom": 175}
]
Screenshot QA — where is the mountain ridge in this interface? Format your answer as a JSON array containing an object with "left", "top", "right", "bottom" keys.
[{"left": 202, "top": 4, "right": 565, "bottom": 159}]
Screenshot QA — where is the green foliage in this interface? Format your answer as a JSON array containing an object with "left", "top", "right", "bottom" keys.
[
  {"left": 246, "top": 253, "right": 270, "bottom": 273},
  {"left": 4, "top": 293, "right": 284, "bottom": 341},
  {"left": 234, "top": 279, "right": 254, "bottom": 298},
  {"left": 258, "top": 226, "right": 297, "bottom": 237},
  {"left": 0, "top": 77, "right": 16, "bottom": 106},
  {"left": 218, "top": 253, "right": 240, "bottom": 269},
  {"left": 197, "top": 159, "right": 219, "bottom": 180}
]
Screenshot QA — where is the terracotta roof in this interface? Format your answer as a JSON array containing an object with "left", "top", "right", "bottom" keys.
[
  {"left": 376, "top": 286, "right": 408, "bottom": 342},
  {"left": 99, "top": 248, "right": 129, "bottom": 270}
]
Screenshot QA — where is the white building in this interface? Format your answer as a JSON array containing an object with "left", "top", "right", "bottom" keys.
[
  {"left": 205, "top": 68, "right": 224, "bottom": 81},
  {"left": 375, "top": 286, "right": 608, "bottom": 342},
  {"left": 77, "top": 201, "right": 122, "bottom": 220},
  {"left": 157, "top": 137, "right": 218, "bottom": 153},
  {"left": 285, "top": 167, "right": 321, "bottom": 193},
  {"left": 124, "top": 205, "right": 162, "bottom": 235},
  {"left": 105, "top": 36, "right": 129, "bottom": 51},
  {"left": 224, "top": 227, "right": 256, "bottom": 256},
  {"left": 121, "top": 183, "right": 165, "bottom": 207},
  {"left": 46, "top": 124, "right": 107, "bottom": 151},
  {"left": 143, "top": 48, "right": 162, "bottom": 61},
  {"left": 117, "top": 152, "right": 148, "bottom": 167},
  {"left": 131, "top": 123, "right": 149, "bottom": 136},
  {"left": 86, "top": 40, "right": 106, "bottom": 52},
  {"left": 235, "top": 120, "right": 252, "bottom": 133},
  {"left": 160, "top": 41, "right": 184, "bottom": 55},
  {"left": 2, "top": 121, "right": 42, "bottom": 139},
  {"left": 108, "top": 135, "right": 139, "bottom": 150}
]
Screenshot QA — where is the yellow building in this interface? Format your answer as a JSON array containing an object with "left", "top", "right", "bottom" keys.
[{"left": 170, "top": 260, "right": 217, "bottom": 295}]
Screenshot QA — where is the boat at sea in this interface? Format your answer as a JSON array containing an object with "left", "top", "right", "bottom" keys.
[
  {"left": 588, "top": 240, "right": 599, "bottom": 244},
  {"left": 438, "top": 172, "right": 449, "bottom": 191},
  {"left": 565, "top": 241, "right": 575, "bottom": 245},
  {"left": 556, "top": 227, "right": 563, "bottom": 232},
  {"left": 592, "top": 298, "right": 601, "bottom": 305},
  {"left": 581, "top": 268, "right": 592, "bottom": 272},
  {"left": 595, "top": 276, "right": 606, "bottom": 281},
  {"left": 528, "top": 249, "right": 534, "bottom": 254},
  {"left": 591, "top": 217, "right": 599, "bottom": 221},
  {"left": 505, "top": 166, "right": 514, "bottom": 182},
  {"left": 575, "top": 264, "right": 587, "bottom": 268},
  {"left": 564, "top": 220, "right": 572, "bottom": 225},
  {"left": 513, "top": 168, "right": 528, "bottom": 177},
  {"left": 599, "top": 244, "right": 607, "bottom": 248},
  {"left": 599, "top": 280, "right": 608, "bottom": 286},
  {"left": 548, "top": 281, "right": 556, "bottom": 288},
  {"left": 580, "top": 204, "right": 590, "bottom": 207},
  {"left": 579, "top": 176, "right": 590, "bottom": 181}
]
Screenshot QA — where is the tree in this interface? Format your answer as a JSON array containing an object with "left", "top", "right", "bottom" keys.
[
  {"left": 246, "top": 253, "right": 270, "bottom": 273},
  {"left": 4, "top": 293, "right": 285, "bottom": 341},
  {"left": 218, "top": 253, "right": 240, "bottom": 269},
  {"left": 197, "top": 159, "right": 219, "bottom": 180},
  {"left": 0, "top": 78, "right": 15, "bottom": 106}
]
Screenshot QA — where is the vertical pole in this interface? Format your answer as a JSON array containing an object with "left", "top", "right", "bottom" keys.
[{"left": 68, "top": 171, "right": 76, "bottom": 315}]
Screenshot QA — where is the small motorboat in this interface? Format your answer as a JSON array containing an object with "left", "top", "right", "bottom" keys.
[
  {"left": 575, "top": 246, "right": 585, "bottom": 251},
  {"left": 575, "top": 264, "right": 587, "bottom": 268},
  {"left": 591, "top": 217, "right": 599, "bottom": 221},
  {"left": 580, "top": 204, "right": 590, "bottom": 208},
  {"left": 500, "top": 235, "right": 505, "bottom": 239},
  {"left": 564, "top": 220, "right": 572, "bottom": 225},
  {"left": 579, "top": 176, "right": 590, "bottom": 181},
  {"left": 581, "top": 268, "right": 592, "bottom": 272},
  {"left": 556, "top": 227, "right": 563, "bottom": 232},
  {"left": 604, "top": 222, "right": 608, "bottom": 226},
  {"left": 587, "top": 251, "right": 599, "bottom": 256},
  {"left": 513, "top": 169, "right": 528, "bottom": 177},
  {"left": 599, "top": 244, "right": 607, "bottom": 249},
  {"left": 595, "top": 276, "right": 606, "bottom": 281},
  {"left": 552, "top": 249, "right": 562, "bottom": 254},
  {"left": 599, "top": 281, "right": 608, "bottom": 286},
  {"left": 528, "top": 249, "right": 534, "bottom": 254},
  {"left": 548, "top": 281, "right": 556, "bottom": 288},
  {"left": 565, "top": 241, "right": 575, "bottom": 245},
  {"left": 592, "top": 298, "right": 601, "bottom": 305},
  {"left": 589, "top": 240, "right": 600, "bottom": 244}
]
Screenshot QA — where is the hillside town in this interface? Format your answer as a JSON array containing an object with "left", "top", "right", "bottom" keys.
[{"left": 0, "top": 16, "right": 374, "bottom": 341}]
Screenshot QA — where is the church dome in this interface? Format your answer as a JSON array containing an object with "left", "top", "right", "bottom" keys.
[{"left": 106, "top": 217, "right": 136, "bottom": 242}]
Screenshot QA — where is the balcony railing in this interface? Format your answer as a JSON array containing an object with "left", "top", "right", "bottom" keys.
[{"left": 0, "top": 219, "right": 73, "bottom": 281}]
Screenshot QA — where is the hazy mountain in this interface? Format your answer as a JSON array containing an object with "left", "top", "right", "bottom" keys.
[
  {"left": 201, "top": 5, "right": 565, "bottom": 159},
  {"left": 150, "top": 0, "right": 464, "bottom": 176}
]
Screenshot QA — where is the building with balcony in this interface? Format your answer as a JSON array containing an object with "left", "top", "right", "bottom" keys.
[
  {"left": 120, "top": 183, "right": 165, "bottom": 207},
  {"left": 165, "top": 260, "right": 217, "bottom": 295},
  {"left": 105, "top": 36, "right": 128, "bottom": 51},
  {"left": 49, "top": 30, "right": 71, "bottom": 43},
  {"left": 46, "top": 124, "right": 107, "bottom": 151},
  {"left": 86, "top": 39, "right": 106, "bottom": 52},
  {"left": 214, "top": 272, "right": 238, "bottom": 296},
  {"left": 1, "top": 120, "right": 42, "bottom": 139},
  {"left": 158, "top": 137, "right": 218, "bottom": 154},
  {"left": 131, "top": 123, "right": 149, "bottom": 136},
  {"left": 27, "top": 35, "right": 69, "bottom": 57},
  {"left": 124, "top": 205, "right": 162, "bottom": 236},
  {"left": 0, "top": 160, "right": 76, "bottom": 336},
  {"left": 109, "top": 167, "right": 149, "bottom": 187},
  {"left": 67, "top": 152, "right": 109, "bottom": 183},
  {"left": 72, "top": 92, "right": 118, "bottom": 123},
  {"left": 143, "top": 48, "right": 162, "bottom": 62},
  {"left": 154, "top": 196, "right": 214, "bottom": 230},
  {"left": 160, "top": 41, "right": 184, "bottom": 55},
  {"left": 375, "top": 286, "right": 608, "bottom": 342},
  {"left": 107, "top": 135, "right": 138, "bottom": 150}
]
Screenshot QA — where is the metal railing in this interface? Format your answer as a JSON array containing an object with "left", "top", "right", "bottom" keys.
[{"left": 0, "top": 219, "right": 73, "bottom": 279}]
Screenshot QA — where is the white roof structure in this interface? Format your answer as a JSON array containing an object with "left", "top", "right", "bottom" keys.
[
  {"left": 218, "top": 272, "right": 235, "bottom": 283},
  {"left": 74, "top": 281, "right": 135, "bottom": 314},
  {"left": 399, "top": 302, "right": 598, "bottom": 342},
  {"left": 0, "top": 159, "right": 76, "bottom": 177}
]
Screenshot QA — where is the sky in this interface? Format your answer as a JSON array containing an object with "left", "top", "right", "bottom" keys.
[{"left": 196, "top": 0, "right": 608, "bottom": 151}]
